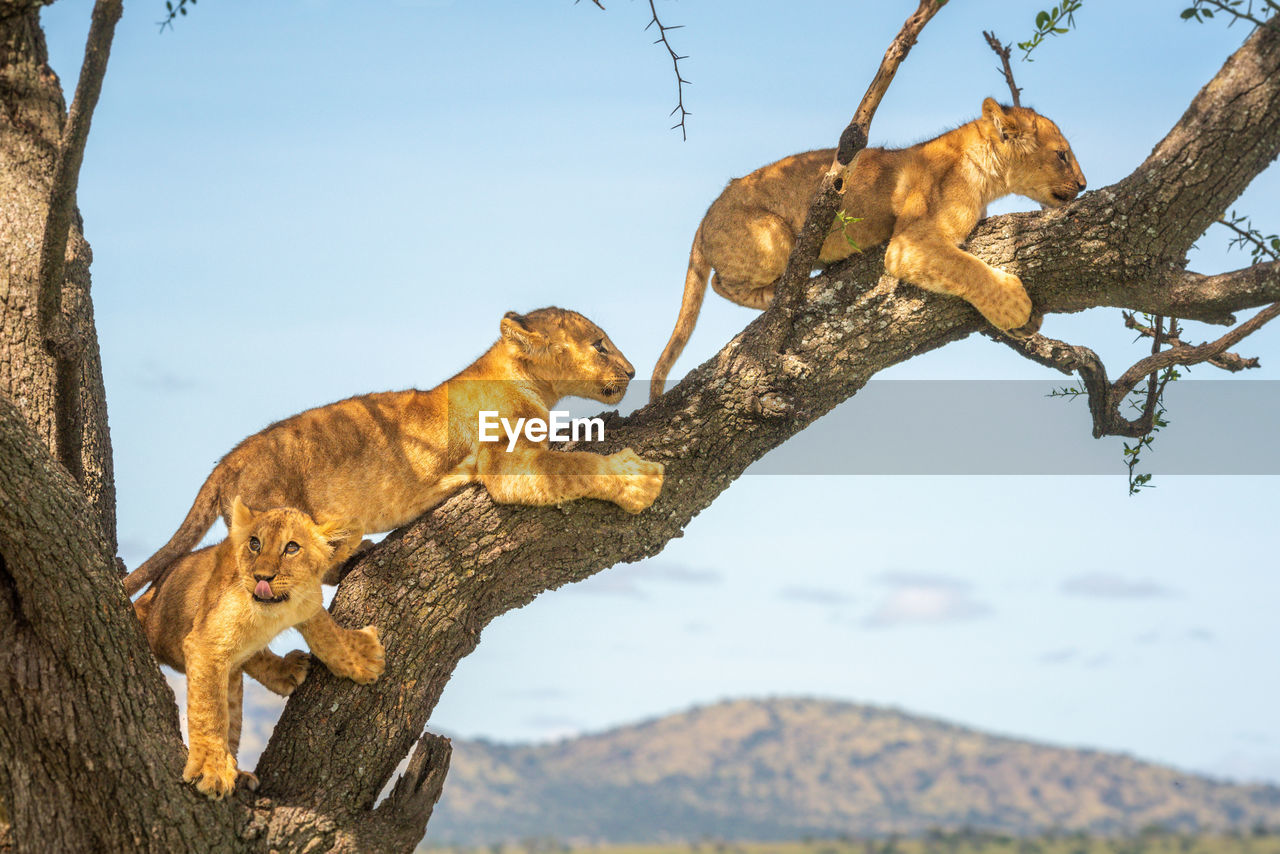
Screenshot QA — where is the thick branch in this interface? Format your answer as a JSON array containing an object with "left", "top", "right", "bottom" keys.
[
  {"left": 34, "top": 0, "right": 121, "bottom": 483},
  {"left": 1112, "top": 22, "right": 1280, "bottom": 257}
]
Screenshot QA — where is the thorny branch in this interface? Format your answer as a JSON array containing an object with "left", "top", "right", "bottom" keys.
[
  {"left": 983, "top": 30, "right": 1021, "bottom": 106},
  {"left": 645, "top": 0, "right": 691, "bottom": 139}
]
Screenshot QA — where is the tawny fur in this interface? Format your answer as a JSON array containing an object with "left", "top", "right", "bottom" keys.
[
  {"left": 650, "top": 98, "right": 1087, "bottom": 401},
  {"left": 133, "top": 499, "right": 385, "bottom": 800},
  {"left": 124, "top": 307, "right": 665, "bottom": 596}
]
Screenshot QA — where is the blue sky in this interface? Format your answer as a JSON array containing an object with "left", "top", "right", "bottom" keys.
[{"left": 40, "top": 1, "right": 1280, "bottom": 786}]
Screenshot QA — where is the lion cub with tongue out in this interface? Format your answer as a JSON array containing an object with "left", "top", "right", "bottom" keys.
[{"left": 133, "top": 498, "right": 385, "bottom": 799}]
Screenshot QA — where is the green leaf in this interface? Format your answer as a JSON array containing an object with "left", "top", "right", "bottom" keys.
[{"left": 1036, "top": 10, "right": 1051, "bottom": 28}]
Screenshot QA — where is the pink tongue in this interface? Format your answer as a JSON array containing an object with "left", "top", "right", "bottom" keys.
[{"left": 255, "top": 579, "right": 273, "bottom": 599}]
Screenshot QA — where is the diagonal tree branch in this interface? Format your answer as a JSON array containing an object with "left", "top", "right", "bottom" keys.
[
  {"left": 771, "top": 0, "right": 948, "bottom": 321},
  {"left": 1110, "top": 22, "right": 1280, "bottom": 257}
]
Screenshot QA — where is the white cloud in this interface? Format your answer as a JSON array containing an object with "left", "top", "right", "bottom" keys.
[{"left": 863, "top": 572, "right": 992, "bottom": 628}]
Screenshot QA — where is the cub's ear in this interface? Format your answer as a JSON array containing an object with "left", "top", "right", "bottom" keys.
[
  {"left": 500, "top": 311, "right": 549, "bottom": 355},
  {"left": 230, "top": 496, "right": 256, "bottom": 533},
  {"left": 315, "top": 518, "right": 349, "bottom": 556},
  {"left": 982, "top": 97, "right": 1014, "bottom": 141}
]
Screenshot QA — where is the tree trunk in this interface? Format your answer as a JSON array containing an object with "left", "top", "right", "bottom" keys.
[{"left": 0, "top": 1, "right": 115, "bottom": 551}]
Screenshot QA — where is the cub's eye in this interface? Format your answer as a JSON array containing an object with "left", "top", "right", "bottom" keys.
[
  {"left": 1057, "top": 150, "right": 1069, "bottom": 163},
  {"left": 593, "top": 338, "right": 608, "bottom": 355},
  {"left": 248, "top": 537, "right": 260, "bottom": 552},
  {"left": 284, "top": 541, "right": 300, "bottom": 555}
]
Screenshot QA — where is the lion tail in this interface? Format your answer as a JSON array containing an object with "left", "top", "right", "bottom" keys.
[
  {"left": 651, "top": 224, "right": 711, "bottom": 403},
  {"left": 123, "top": 465, "right": 228, "bottom": 596}
]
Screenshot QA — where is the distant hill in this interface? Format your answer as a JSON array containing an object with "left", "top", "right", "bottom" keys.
[{"left": 425, "top": 698, "right": 1280, "bottom": 845}]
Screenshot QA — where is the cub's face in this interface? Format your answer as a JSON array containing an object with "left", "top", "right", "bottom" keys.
[
  {"left": 982, "top": 98, "right": 1087, "bottom": 209},
  {"left": 228, "top": 499, "right": 339, "bottom": 605},
  {"left": 501, "top": 308, "right": 636, "bottom": 404}
]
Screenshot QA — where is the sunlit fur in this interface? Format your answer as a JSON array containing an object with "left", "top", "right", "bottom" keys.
[
  {"left": 132, "top": 498, "right": 385, "bottom": 800},
  {"left": 123, "top": 308, "right": 665, "bottom": 597},
  {"left": 650, "top": 98, "right": 1088, "bottom": 400}
]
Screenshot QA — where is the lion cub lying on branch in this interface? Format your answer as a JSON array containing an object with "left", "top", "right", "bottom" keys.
[
  {"left": 651, "top": 98, "right": 1087, "bottom": 400},
  {"left": 133, "top": 499, "right": 385, "bottom": 799},
  {"left": 124, "top": 307, "right": 664, "bottom": 596}
]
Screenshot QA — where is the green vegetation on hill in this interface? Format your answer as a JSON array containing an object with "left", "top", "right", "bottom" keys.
[{"left": 426, "top": 699, "right": 1280, "bottom": 845}]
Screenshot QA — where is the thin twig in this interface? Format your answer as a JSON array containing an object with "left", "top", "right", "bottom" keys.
[
  {"left": 993, "top": 294, "right": 1278, "bottom": 440},
  {"left": 982, "top": 30, "right": 1021, "bottom": 106},
  {"left": 1217, "top": 215, "right": 1280, "bottom": 261},
  {"left": 645, "top": 0, "right": 691, "bottom": 140},
  {"left": 770, "top": 0, "right": 947, "bottom": 322},
  {"left": 1112, "top": 300, "right": 1280, "bottom": 399},
  {"left": 1123, "top": 311, "right": 1260, "bottom": 372}
]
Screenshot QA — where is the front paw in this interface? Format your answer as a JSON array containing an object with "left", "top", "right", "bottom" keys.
[
  {"left": 983, "top": 270, "right": 1034, "bottom": 332},
  {"left": 609, "top": 448, "right": 665, "bottom": 514},
  {"left": 183, "top": 742, "right": 239, "bottom": 800},
  {"left": 276, "top": 650, "right": 311, "bottom": 695},
  {"left": 341, "top": 626, "right": 386, "bottom": 685}
]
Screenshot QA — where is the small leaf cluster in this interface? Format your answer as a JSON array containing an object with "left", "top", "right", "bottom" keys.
[
  {"left": 158, "top": 0, "right": 197, "bottom": 33},
  {"left": 833, "top": 210, "right": 864, "bottom": 253},
  {"left": 1180, "top": 0, "right": 1279, "bottom": 28},
  {"left": 1017, "top": 1, "right": 1083, "bottom": 60}
]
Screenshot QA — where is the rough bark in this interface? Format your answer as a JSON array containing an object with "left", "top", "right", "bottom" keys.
[
  {"left": 1, "top": 12, "right": 1279, "bottom": 854},
  {"left": 0, "top": 1, "right": 116, "bottom": 550},
  {"left": 0, "top": 395, "right": 238, "bottom": 851}
]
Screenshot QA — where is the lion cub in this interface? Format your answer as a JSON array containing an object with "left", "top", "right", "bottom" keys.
[
  {"left": 133, "top": 498, "right": 385, "bottom": 799},
  {"left": 124, "top": 307, "right": 665, "bottom": 597},
  {"left": 651, "top": 98, "right": 1088, "bottom": 399}
]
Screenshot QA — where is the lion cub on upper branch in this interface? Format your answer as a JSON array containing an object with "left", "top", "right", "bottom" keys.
[
  {"left": 133, "top": 498, "right": 385, "bottom": 799},
  {"left": 650, "top": 98, "right": 1087, "bottom": 400},
  {"left": 124, "top": 307, "right": 664, "bottom": 596}
]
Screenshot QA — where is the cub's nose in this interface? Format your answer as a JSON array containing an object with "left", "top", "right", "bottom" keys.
[
  {"left": 1077, "top": 178, "right": 1087, "bottom": 191},
  {"left": 625, "top": 366, "right": 636, "bottom": 380},
  {"left": 254, "top": 573, "right": 276, "bottom": 582}
]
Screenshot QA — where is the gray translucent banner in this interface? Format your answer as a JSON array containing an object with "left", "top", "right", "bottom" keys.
[
  {"left": 479, "top": 379, "right": 1279, "bottom": 475},
  {"left": 735, "top": 380, "right": 1280, "bottom": 475}
]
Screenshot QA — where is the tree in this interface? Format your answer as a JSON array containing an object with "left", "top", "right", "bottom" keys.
[{"left": 2, "top": 1, "right": 1279, "bottom": 851}]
